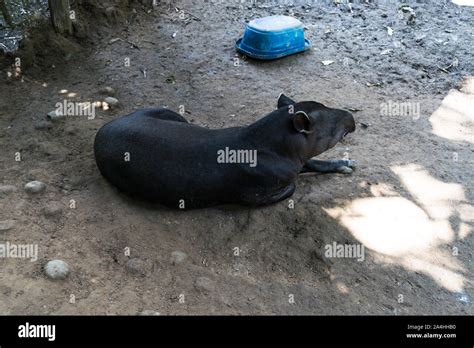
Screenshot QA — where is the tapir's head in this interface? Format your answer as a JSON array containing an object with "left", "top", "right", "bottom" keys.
[{"left": 277, "top": 94, "right": 356, "bottom": 159}]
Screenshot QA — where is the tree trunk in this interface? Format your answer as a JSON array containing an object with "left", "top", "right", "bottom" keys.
[
  {"left": 0, "top": 0, "right": 14, "bottom": 28},
  {"left": 48, "top": 0, "right": 72, "bottom": 35}
]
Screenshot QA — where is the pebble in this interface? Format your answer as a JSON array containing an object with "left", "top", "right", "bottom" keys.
[
  {"left": 104, "top": 97, "right": 119, "bottom": 106},
  {"left": 125, "top": 258, "right": 153, "bottom": 276},
  {"left": 0, "top": 220, "right": 15, "bottom": 231},
  {"left": 194, "top": 276, "right": 215, "bottom": 293},
  {"left": 99, "top": 86, "right": 115, "bottom": 96},
  {"left": 43, "top": 202, "right": 63, "bottom": 218},
  {"left": 44, "top": 260, "right": 70, "bottom": 280},
  {"left": 170, "top": 251, "right": 187, "bottom": 265},
  {"left": 47, "top": 110, "right": 65, "bottom": 122},
  {"left": 34, "top": 120, "right": 53, "bottom": 130},
  {"left": 24, "top": 181, "right": 46, "bottom": 194},
  {"left": 0, "top": 185, "right": 17, "bottom": 198}
]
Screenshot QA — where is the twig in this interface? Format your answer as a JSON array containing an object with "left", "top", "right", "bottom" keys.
[{"left": 108, "top": 37, "right": 140, "bottom": 50}]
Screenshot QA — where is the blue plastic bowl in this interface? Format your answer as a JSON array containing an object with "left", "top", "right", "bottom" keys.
[{"left": 236, "top": 15, "right": 311, "bottom": 60}]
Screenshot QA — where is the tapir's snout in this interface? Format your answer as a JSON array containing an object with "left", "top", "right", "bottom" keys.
[
  {"left": 341, "top": 111, "right": 356, "bottom": 138},
  {"left": 317, "top": 109, "right": 356, "bottom": 153}
]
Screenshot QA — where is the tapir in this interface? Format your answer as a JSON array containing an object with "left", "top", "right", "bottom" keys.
[{"left": 94, "top": 94, "right": 356, "bottom": 209}]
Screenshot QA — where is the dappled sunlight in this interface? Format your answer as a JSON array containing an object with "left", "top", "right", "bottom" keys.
[
  {"left": 325, "top": 164, "right": 471, "bottom": 293},
  {"left": 326, "top": 197, "right": 454, "bottom": 255},
  {"left": 429, "top": 76, "right": 474, "bottom": 143},
  {"left": 392, "top": 164, "right": 466, "bottom": 220},
  {"left": 452, "top": 0, "right": 474, "bottom": 6}
]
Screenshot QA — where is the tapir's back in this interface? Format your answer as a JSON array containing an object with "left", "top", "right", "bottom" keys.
[{"left": 94, "top": 112, "right": 247, "bottom": 207}]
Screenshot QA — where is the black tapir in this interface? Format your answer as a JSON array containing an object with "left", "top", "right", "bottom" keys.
[{"left": 94, "top": 94, "right": 356, "bottom": 209}]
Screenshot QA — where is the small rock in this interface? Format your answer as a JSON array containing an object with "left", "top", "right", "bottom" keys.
[
  {"left": 125, "top": 257, "right": 153, "bottom": 276},
  {"left": 25, "top": 181, "right": 46, "bottom": 194},
  {"left": 34, "top": 120, "right": 53, "bottom": 130},
  {"left": 47, "top": 110, "right": 65, "bottom": 122},
  {"left": 99, "top": 86, "right": 115, "bottom": 96},
  {"left": 0, "top": 220, "right": 15, "bottom": 231},
  {"left": 170, "top": 251, "right": 187, "bottom": 265},
  {"left": 194, "top": 276, "right": 215, "bottom": 293},
  {"left": 43, "top": 202, "right": 63, "bottom": 218},
  {"left": 0, "top": 185, "right": 17, "bottom": 198},
  {"left": 44, "top": 260, "right": 70, "bottom": 280},
  {"left": 104, "top": 97, "right": 119, "bottom": 106},
  {"left": 139, "top": 310, "right": 161, "bottom": 316}
]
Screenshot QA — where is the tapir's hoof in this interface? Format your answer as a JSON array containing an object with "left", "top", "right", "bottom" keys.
[
  {"left": 337, "top": 166, "right": 353, "bottom": 174},
  {"left": 344, "top": 159, "right": 356, "bottom": 168}
]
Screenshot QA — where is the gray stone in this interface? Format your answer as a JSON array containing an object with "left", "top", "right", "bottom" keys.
[
  {"left": 125, "top": 258, "right": 153, "bottom": 276},
  {"left": 170, "top": 251, "right": 187, "bottom": 265},
  {"left": 104, "top": 97, "right": 119, "bottom": 106},
  {"left": 44, "top": 260, "right": 70, "bottom": 280},
  {"left": 0, "top": 220, "right": 15, "bottom": 231},
  {"left": 47, "top": 110, "right": 65, "bottom": 122},
  {"left": 34, "top": 120, "right": 53, "bottom": 130},
  {"left": 43, "top": 202, "right": 63, "bottom": 218},
  {"left": 99, "top": 86, "right": 115, "bottom": 96},
  {"left": 194, "top": 276, "right": 215, "bottom": 293},
  {"left": 0, "top": 185, "right": 17, "bottom": 198},
  {"left": 25, "top": 181, "right": 46, "bottom": 194}
]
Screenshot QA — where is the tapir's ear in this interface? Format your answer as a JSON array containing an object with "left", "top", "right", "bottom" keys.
[
  {"left": 277, "top": 93, "right": 296, "bottom": 108},
  {"left": 292, "top": 111, "right": 315, "bottom": 134}
]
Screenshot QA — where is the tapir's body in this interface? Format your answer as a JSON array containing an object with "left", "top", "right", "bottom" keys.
[{"left": 94, "top": 95, "right": 355, "bottom": 209}]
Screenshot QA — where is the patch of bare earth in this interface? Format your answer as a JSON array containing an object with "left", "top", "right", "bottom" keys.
[{"left": 0, "top": 0, "right": 472, "bottom": 314}]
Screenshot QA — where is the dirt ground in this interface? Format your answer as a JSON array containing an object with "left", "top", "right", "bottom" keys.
[{"left": 0, "top": 0, "right": 473, "bottom": 315}]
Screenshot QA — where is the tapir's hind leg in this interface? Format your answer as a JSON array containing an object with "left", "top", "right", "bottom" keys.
[
  {"left": 240, "top": 183, "right": 296, "bottom": 206},
  {"left": 135, "top": 108, "right": 189, "bottom": 123},
  {"left": 301, "top": 159, "right": 356, "bottom": 174}
]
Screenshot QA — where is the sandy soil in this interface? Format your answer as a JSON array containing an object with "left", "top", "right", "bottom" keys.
[{"left": 0, "top": 0, "right": 473, "bottom": 315}]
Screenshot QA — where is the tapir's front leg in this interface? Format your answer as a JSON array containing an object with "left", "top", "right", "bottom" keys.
[{"left": 301, "top": 159, "right": 355, "bottom": 174}]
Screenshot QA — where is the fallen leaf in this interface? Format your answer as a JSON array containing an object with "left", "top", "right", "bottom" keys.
[
  {"left": 366, "top": 82, "right": 382, "bottom": 87},
  {"left": 452, "top": 57, "right": 459, "bottom": 68},
  {"left": 321, "top": 60, "right": 334, "bottom": 66}
]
